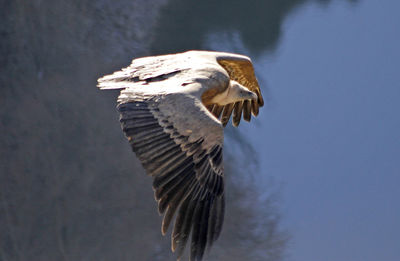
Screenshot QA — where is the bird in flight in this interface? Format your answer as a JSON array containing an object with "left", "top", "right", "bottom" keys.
[{"left": 97, "top": 50, "right": 263, "bottom": 260}]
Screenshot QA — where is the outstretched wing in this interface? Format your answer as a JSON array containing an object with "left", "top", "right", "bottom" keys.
[
  {"left": 97, "top": 51, "right": 263, "bottom": 128},
  {"left": 117, "top": 90, "right": 225, "bottom": 261},
  {"left": 97, "top": 53, "right": 192, "bottom": 89},
  {"left": 214, "top": 55, "right": 264, "bottom": 127}
]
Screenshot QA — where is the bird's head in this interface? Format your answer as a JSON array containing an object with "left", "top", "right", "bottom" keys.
[
  {"left": 227, "top": 80, "right": 257, "bottom": 103},
  {"left": 209, "top": 80, "right": 257, "bottom": 105}
]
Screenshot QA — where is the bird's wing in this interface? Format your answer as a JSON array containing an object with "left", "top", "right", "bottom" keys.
[
  {"left": 214, "top": 55, "right": 264, "bottom": 127},
  {"left": 118, "top": 90, "right": 225, "bottom": 261},
  {"left": 97, "top": 50, "right": 263, "bottom": 127},
  {"left": 97, "top": 53, "right": 191, "bottom": 89}
]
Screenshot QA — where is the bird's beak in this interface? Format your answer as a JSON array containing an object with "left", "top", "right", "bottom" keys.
[{"left": 249, "top": 91, "right": 258, "bottom": 101}]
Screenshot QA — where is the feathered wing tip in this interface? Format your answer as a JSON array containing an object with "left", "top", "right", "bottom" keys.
[
  {"left": 97, "top": 66, "right": 138, "bottom": 90},
  {"left": 172, "top": 193, "right": 225, "bottom": 261},
  {"left": 220, "top": 104, "right": 234, "bottom": 127},
  {"left": 97, "top": 52, "right": 185, "bottom": 90},
  {"left": 97, "top": 81, "right": 134, "bottom": 90},
  {"left": 232, "top": 101, "right": 244, "bottom": 127},
  {"left": 117, "top": 96, "right": 225, "bottom": 261},
  {"left": 243, "top": 100, "right": 252, "bottom": 122}
]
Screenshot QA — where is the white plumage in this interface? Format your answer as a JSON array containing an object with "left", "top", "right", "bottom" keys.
[{"left": 97, "top": 50, "right": 263, "bottom": 261}]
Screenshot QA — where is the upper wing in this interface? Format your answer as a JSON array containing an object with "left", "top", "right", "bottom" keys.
[
  {"left": 117, "top": 90, "right": 225, "bottom": 261},
  {"left": 97, "top": 53, "right": 191, "bottom": 89},
  {"left": 215, "top": 55, "right": 264, "bottom": 127},
  {"left": 97, "top": 50, "right": 263, "bottom": 127}
]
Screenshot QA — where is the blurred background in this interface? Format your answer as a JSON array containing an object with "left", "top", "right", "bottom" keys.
[{"left": 1, "top": 0, "right": 399, "bottom": 260}]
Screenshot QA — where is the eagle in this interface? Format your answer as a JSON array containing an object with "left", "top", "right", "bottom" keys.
[{"left": 97, "top": 50, "right": 264, "bottom": 260}]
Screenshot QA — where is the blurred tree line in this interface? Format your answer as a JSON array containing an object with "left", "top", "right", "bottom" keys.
[{"left": 0, "top": 0, "right": 350, "bottom": 260}]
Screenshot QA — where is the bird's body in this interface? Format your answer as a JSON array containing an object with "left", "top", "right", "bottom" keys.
[{"left": 97, "top": 50, "right": 263, "bottom": 260}]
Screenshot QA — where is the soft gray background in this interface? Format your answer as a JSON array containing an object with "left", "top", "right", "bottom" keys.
[
  {"left": 251, "top": 1, "right": 400, "bottom": 261},
  {"left": 1, "top": 0, "right": 399, "bottom": 261}
]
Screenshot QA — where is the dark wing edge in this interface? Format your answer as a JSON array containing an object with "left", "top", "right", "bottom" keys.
[
  {"left": 117, "top": 98, "right": 225, "bottom": 261},
  {"left": 215, "top": 57, "right": 264, "bottom": 127}
]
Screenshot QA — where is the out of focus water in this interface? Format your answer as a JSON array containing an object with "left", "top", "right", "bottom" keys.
[
  {"left": 160, "top": 0, "right": 400, "bottom": 260},
  {"left": 205, "top": 1, "right": 400, "bottom": 261}
]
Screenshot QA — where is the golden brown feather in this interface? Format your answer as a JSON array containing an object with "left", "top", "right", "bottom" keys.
[{"left": 201, "top": 56, "right": 264, "bottom": 127}]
